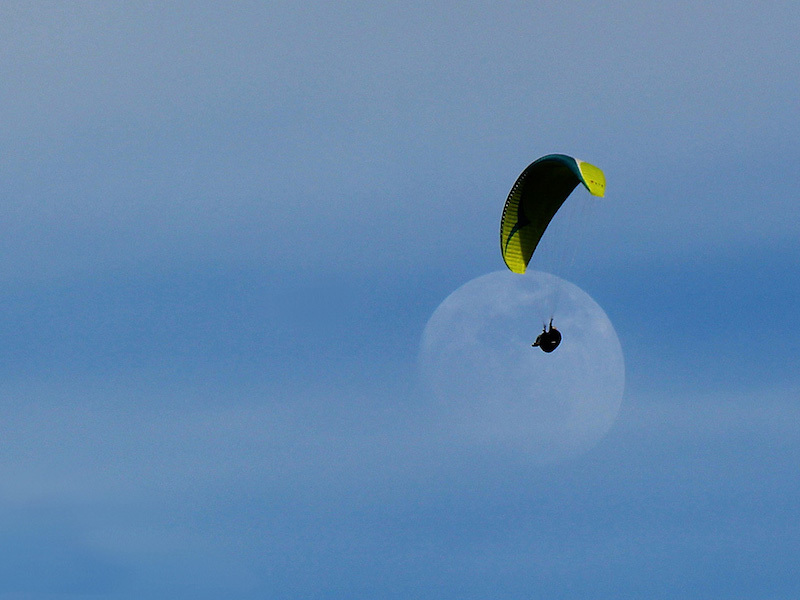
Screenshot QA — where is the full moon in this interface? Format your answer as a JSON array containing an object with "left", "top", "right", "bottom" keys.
[{"left": 419, "top": 270, "right": 625, "bottom": 464}]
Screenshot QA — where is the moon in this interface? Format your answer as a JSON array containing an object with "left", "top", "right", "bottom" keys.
[{"left": 419, "top": 270, "right": 625, "bottom": 464}]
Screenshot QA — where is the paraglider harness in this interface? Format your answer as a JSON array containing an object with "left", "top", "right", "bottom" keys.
[{"left": 532, "top": 319, "right": 561, "bottom": 353}]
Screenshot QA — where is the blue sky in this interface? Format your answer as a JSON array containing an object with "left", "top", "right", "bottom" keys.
[{"left": 2, "top": 2, "right": 800, "bottom": 597}]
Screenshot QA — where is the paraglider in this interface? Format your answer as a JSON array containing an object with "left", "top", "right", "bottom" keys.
[
  {"left": 499, "top": 154, "right": 605, "bottom": 351},
  {"left": 532, "top": 319, "right": 562, "bottom": 353}
]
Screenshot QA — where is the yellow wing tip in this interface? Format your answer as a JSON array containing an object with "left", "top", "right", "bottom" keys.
[
  {"left": 503, "top": 255, "right": 527, "bottom": 274},
  {"left": 577, "top": 160, "right": 606, "bottom": 197}
]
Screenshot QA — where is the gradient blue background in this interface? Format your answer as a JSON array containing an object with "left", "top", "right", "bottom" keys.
[{"left": 2, "top": 2, "right": 799, "bottom": 597}]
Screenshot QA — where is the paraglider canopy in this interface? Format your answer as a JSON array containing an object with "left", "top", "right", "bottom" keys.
[{"left": 500, "top": 154, "right": 605, "bottom": 274}]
